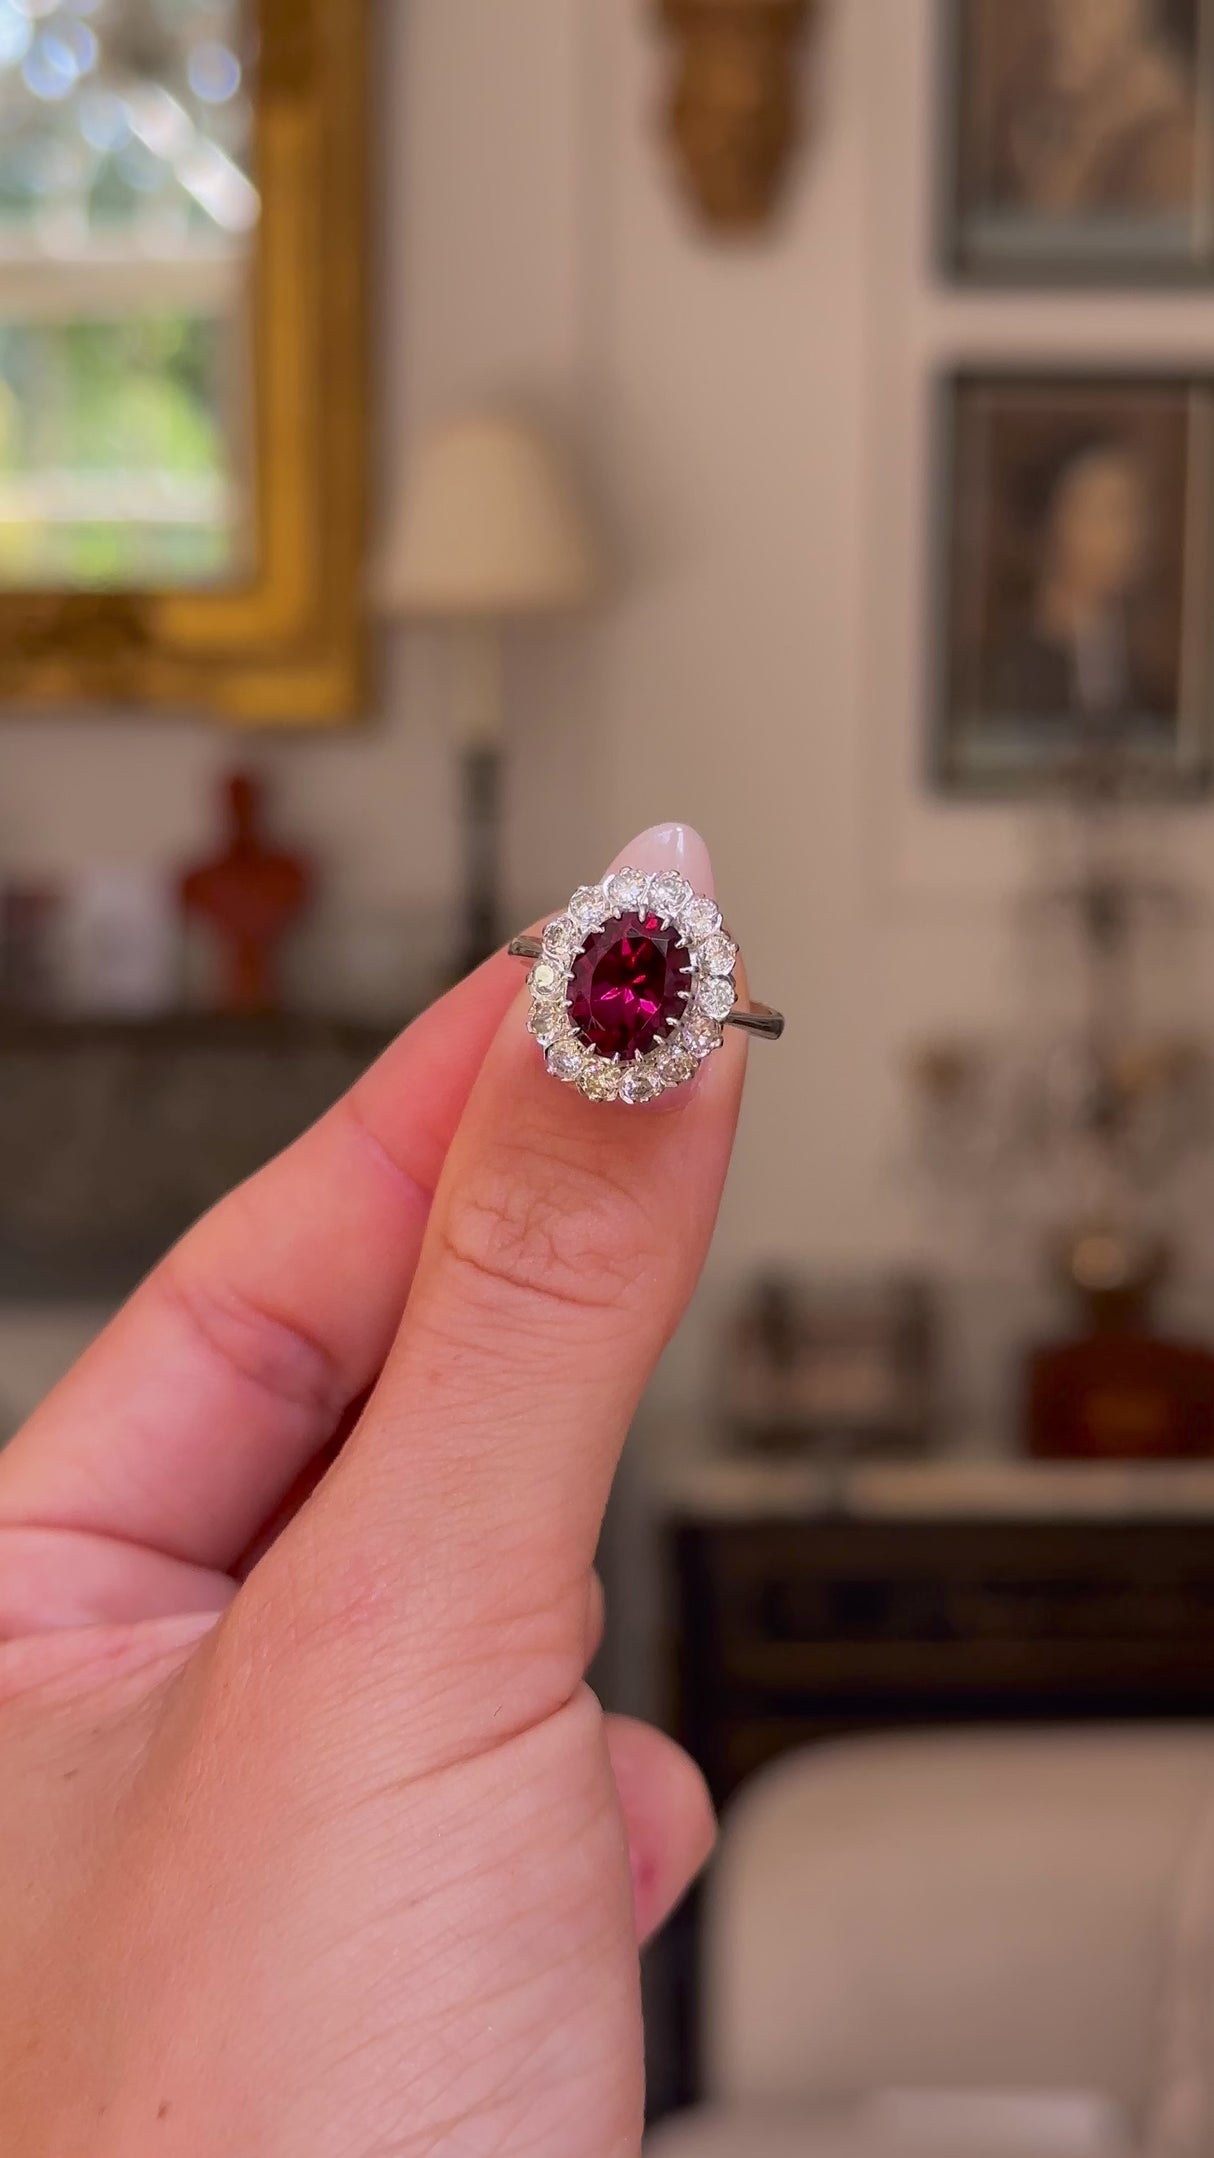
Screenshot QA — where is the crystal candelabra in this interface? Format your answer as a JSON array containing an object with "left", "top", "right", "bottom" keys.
[{"left": 910, "top": 760, "right": 1214, "bottom": 1317}]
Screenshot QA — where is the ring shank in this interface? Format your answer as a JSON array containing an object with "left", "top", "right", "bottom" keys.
[
  {"left": 726, "top": 1003, "right": 785, "bottom": 1041},
  {"left": 507, "top": 935, "right": 784, "bottom": 1042}
]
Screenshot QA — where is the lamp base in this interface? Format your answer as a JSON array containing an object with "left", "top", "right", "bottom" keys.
[{"left": 459, "top": 740, "right": 502, "bottom": 978}]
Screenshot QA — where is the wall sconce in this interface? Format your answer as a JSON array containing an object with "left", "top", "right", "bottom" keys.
[{"left": 658, "top": 0, "right": 816, "bottom": 233}]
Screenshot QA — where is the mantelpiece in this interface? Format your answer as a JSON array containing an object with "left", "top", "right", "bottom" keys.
[{"left": 655, "top": 1451, "right": 1214, "bottom": 1523}]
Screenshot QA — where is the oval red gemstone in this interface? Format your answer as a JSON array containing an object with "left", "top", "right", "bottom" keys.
[{"left": 568, "top": 911, "right": 692, "bottom": 1062}]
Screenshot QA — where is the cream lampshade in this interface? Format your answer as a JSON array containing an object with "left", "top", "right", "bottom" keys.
[
  {"left": 378, "top": 411, "right": 602, "bottom": 620},
  {"left": 376, "top": 411, "right": 604, "bottom": 976}
]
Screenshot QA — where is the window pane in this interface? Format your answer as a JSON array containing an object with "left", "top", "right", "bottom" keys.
[{"left": 0, "top": 0, "right": 258, "bottom": 590}]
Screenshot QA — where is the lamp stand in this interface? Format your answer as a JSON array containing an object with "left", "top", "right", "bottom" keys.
[{"left": 451, "top": 622, "right": 504, "bottom": 978}]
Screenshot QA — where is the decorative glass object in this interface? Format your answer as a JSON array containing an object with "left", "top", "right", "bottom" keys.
[{"left": 910, "top": 757, "right": 1214, "bottom": 1455}]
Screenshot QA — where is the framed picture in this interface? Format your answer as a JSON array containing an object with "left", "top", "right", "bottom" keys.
[
  {"left": 941, "top": 0, "right": 1214, "bottom": 285},
  {"left": 934, "top": 372, "right": 1214, "bottom": 796}
]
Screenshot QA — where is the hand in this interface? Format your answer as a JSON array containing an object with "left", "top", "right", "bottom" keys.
[{"left": 0, "top": 825, "right": 746, "bottom": 2157}]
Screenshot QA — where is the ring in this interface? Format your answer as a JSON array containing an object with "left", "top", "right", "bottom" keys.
[{"left": 509, "top": 866, "right": 785, "bottom": 1104}]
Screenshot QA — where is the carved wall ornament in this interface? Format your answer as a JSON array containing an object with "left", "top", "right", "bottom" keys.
[{"left": 658, "top": 0, "right": 815, "bottom": 232}]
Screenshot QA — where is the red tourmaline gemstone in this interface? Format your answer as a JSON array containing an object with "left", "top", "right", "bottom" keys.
[{"left": 568, "top": 911, "right": 692, "bottom": 1062}]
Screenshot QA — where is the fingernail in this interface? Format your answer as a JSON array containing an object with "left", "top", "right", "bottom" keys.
[{"left": 604, "top": 821, "right": 714, "bottom": 897}]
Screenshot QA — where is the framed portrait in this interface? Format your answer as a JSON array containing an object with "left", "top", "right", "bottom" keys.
[
  {"left": 934, "top": 372, "right": 1214, "bottom": 796},
  {"left": 941, "top": 0, "right": 1214, "bottom": 284}
]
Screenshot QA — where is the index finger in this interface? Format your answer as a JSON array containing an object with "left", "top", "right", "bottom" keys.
[{"left": 0, "top": 946, "right": 524, "bottom": 1578}]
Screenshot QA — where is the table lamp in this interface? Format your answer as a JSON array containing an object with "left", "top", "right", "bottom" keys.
[{"left": 378, "top": 411, "right": 603, "bottom": 976}]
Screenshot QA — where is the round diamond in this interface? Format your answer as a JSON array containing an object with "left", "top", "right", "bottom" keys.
[
  {"left": 650, "top": 871, "right": 691, "bottom": 920},
  {"left": 547, "top": 1039, "right": 585, "bottom": 1082},
  {"left": 530, "top": 960, "right": 561, "bottom": 996},
  {"left": 699, "top": 933, "right": 738, "bottom": 978},
  {"left": 542, "top": 917, "right": 579, "bottom": 963},
  {"left": 698, "top": 975, "right": 737, "bottom": 1022},
  {"left": 683, "top": 1013, "right": 723, "bottom": 1058},
  {"left": 528, "top": 1001, "right": 565, "bottom": 1045},
  {"left": 568, "top": 911, "right": 693, "bottom": 1062},
  {"left": 607, "top": 867, "right": 647, "bottom": 912},
  {"left": 569, "top": 885, "right": 608, "bottom": 931},
  {"left": 620, "top": 1065, "right": 661, "bottom": 1106},
  {"left": 603, "top": 863, "right": 651, "bottom": 914},
  {"left": 682, "top": 896, "right": 721, "bottom": 942},
  {"left": 578, "top": 1059, "right": 622, "bottom": 1102},
  {"left": 657, "top": 1047, "right": 697, "bottom": 1089}
]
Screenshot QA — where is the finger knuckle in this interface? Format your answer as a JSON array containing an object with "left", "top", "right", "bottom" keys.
[
  {"left": 436, "top": 1145, "right": 657, "bottom": 1328},
  {"left": 156, "top": 1248, "right": 346, "bottom": 1428}
]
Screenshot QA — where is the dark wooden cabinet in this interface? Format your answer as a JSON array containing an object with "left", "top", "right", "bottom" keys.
[
  {"left": 673, "top": 1515, "right": 1214, "bottom": 1807},
  {"left": 0, "top": 1012, "right": 394, "bottom": 1298}
]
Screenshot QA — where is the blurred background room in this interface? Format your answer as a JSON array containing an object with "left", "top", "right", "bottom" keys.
[{"left": 10, "top": 0, "right": 1214, "bottom": 2151}]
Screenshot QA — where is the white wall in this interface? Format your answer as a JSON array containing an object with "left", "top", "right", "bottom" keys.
[{"left": 6, "top": 0, "right": 1214, "bottom": 1432}]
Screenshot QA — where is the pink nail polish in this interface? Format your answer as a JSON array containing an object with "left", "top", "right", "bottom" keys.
[{"left": 603, "top": 821, "right": 714, "bottom": 900}]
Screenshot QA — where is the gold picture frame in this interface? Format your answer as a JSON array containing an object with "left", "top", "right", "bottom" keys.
[{"left": 0, "top": 0, "right": 369, "bottom": 728}]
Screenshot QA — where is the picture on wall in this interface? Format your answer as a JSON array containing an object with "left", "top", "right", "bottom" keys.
[
  {"left": 935, "top": 373, "right": 1214, "bottom": 795},
  {"left": 943, "top": 0, "right": 1214, "bottom": 283}
]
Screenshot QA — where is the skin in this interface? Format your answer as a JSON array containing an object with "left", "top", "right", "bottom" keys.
[
  {"left": 1035, "top": 446, "right": 1149, "bottom": 642},
  {"left": 0, "top": 823, "right": 743, "bottom": 2157}
]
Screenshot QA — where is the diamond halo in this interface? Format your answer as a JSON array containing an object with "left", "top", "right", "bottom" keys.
[{"left": 527, "top": 868, "right": 738, "bottom": 1104}]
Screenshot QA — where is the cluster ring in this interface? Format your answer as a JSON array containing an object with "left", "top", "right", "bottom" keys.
[{"left": 509, "top": 866, "right": 784, "bottom": 1106}]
